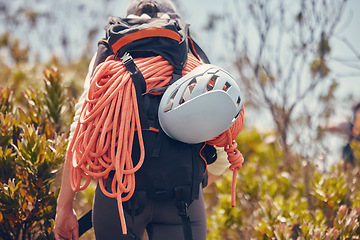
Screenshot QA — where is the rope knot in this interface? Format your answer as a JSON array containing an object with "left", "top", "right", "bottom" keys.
[
  {"left": 225, "top": 128, "right": 244, "bottom": 207},
  {"left": 225, "top": 140, "right": 244, "bottom": 172}
]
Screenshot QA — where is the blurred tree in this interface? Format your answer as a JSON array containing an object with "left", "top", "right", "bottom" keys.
[
  {"left": 0, "top": 0, "right": 125, "bottom": 63},
  {"left": 200, "top": 1, "right": 360, "bottom": 239},
  {"left": 218, "top": 0, "right": 350, "bottom": 168}
]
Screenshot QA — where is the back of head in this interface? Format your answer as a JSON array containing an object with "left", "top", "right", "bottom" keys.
[{"left": 126, "top": 0, "right": 178, "bottom": 17}]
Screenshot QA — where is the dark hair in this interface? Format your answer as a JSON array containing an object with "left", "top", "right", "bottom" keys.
[
  {"left": 126, "top": 0, "right": 177, "bottom": 17},
  {"left": 134, "top": 2, "right": 159, "bottom": 18}
]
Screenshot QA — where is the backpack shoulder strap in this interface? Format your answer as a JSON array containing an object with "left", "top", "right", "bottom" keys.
[{"left": 188, "top": 37, "right": 210, "bottom": 64}]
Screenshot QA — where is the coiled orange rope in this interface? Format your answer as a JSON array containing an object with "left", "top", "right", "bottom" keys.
[{"left": 67, "top": 54, "right": 244, "bottom": 234}]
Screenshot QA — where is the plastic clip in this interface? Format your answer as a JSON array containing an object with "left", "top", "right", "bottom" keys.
[
  {"left": 121, "top": 52, "right": 133, "bottom": 66},
  {"left": 177, "top": 201, "right": 189, "bottom": 217}
]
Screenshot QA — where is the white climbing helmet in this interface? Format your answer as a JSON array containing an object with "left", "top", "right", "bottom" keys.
[{"left": 158, "top": 64, "right": 243, "bottom": 144}]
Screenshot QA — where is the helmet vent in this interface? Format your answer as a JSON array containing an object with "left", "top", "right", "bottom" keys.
[
  {"left": 206, "top": 75, "right": 218, "bottom": 92},
  {"left": 164, "top": 89, "right": 178, "bottom": 112},
  {"left": 180, "top": 78, "right": 197, "bottom": 104},
  {"left": 223, "top": 82, "right": 231, "bottom": 91},
  {"left": 233, "top": 109, "right": 241, "bottom": 121},
  {"left": 236, "top": 96, "right": 241, "bottom": 107},
  {"left": 188, "top": 77, "right": 197, "bottom": 89}
]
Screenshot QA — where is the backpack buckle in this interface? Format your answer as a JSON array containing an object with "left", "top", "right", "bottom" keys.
[
  {"left": 177, "top": 201, "right": 189, "bottom": 217},
  {"left": 121, "top": 52, "right": 134, "bottom": 66}
]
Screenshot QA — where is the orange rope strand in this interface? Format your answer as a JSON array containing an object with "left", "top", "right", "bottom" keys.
[{"left": 67, "top": 54, "right": 245, "bottom": 234}]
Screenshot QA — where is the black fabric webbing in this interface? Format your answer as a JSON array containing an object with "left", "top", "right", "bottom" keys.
[
  {"left": 175, "top": 186, "right": 193, "bottom": 240},
  {"left": 121, "top": 53, "right": 149, "bottom": 129},
  {"left": 169, "top": 69, "right": 183, "bottom": 85},
  {"left": 191, "top": 145, "right": 200, "bottom": 200},
  {"left": 191, "top": 39, "right": 211, "bottom": 64},
  {"left": 78, "top": 209, "right": 93, "bottom": 237}
]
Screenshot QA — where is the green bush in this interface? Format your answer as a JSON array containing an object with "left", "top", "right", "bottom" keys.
[
  {"left": 0, "top": 68, "right": 72, "bottom": 240},
  {"left": 205, "top": 129, "right": 360, "bottom": 240}
]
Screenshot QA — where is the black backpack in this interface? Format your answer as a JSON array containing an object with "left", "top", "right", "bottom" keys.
[{"left": 78, "top": 15, "right": 217, "bottom": 240}]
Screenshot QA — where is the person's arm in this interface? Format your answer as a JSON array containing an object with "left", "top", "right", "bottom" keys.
[
  {"left": 206, "top": 146, "right": 230, "bottom": 187},
  {"left": 207, "top": 172, "right": 219, "bottom": 186},
  {"left": 54, "top": 88, "right": 89, "bottom": 239},
  {"left": 54, "top": 53, "right": 96, "bottom": 240},
  {"left": 54, "top": 161, "right": 79, "bottom": 240},
  {"left": 54, "top": 85, "right": 91, "bottom": 240}
]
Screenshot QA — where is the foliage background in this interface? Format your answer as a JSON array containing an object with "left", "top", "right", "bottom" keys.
[{"left": 0, "top": 0, "right": 360, "bottom": 239}]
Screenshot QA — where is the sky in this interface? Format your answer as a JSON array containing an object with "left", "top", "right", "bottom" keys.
[
  {"left": 179, "top": 0, "right": 360, "bottom": 102},
  {"left": 325, "top": 0, "right": 360, "bottom": 98}
]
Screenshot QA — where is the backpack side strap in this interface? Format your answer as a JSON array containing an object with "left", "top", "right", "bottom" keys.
[
  {"left": 121, "top": 53, "right": 149, "bottom": 129},
  {"left": 175, "top": 186, "right": 193, "bottom": 240}
]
